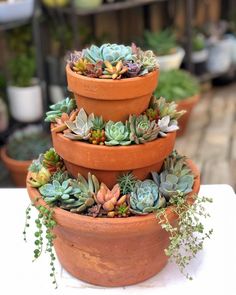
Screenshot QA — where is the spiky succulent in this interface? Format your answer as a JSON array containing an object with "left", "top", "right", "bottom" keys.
[
  {"left": 71, "top": 58, "right": 88, "bottom": 74},
  {"left": 92, "top": 115, "right": 105, "bottom": 130},
  {"left": 157, "top": 151, "right": 194, "bottom": 200},
  {"left": 45, "top": 97, "right": 76, "bottom": 123},
  {"left": 100, "top": 60, "right": 128, "bottom": 80},
  {"left": 129, "top": 114, "right": 159, "bottom": 144},
  {"left": 64, "top": 108, "right": 94, "bottom": 140},
  {"left": 105, "top": 121, "right": 131, "bottom": 146},
  {"left": 130, "top": 179, "right": 166, "bottom": 215},
  {"left": 84, "top": 43, "right": 133, "bottom": 65},
  {"left": 117, "top": 172, "right": 138, "bottom": 195},
  {"left": 158, "top": 115, "right": 179, "bottom": 137},
  {"left": 150, "top": 96, "right": 185, "bottom": 121}
]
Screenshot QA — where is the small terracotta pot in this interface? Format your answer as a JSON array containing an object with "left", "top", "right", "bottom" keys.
[
  {"left": 51, "top": 130, "right": 176, "bottom": 188},
  {"left": 66, "top": 65, "right": 159, "bottom": 122},
  {"left": 1, "top": 147, "right": 31, "bottom": 187},
  {"left": 27, "top": 159, "right": 200, "bottom": 287},
  {"left": 177, "top": 94, "right": 200, "bottom": 136}
]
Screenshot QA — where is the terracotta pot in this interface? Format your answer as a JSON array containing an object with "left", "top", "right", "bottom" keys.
[
  {"left": 0, "top": 147, "right": 31, "bottom": 187},
  {"left": 66, "top": 65, "right": 159, "bottom": 122},
  {"left": 52, "top": 130, "right": 176, "bottom": 188},
  {"left": 177, "top": 94, "right": 200, "bottom": 136},
  {"left": 27, "top": 159, "right": 200, "bottom": 287}
]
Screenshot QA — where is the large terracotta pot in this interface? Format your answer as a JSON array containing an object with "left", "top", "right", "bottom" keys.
[
  {"left": 1, "top": 147, "right": 31, "bottom": 187},
  {"left": 52, "top": 130, "right": 176, "bottom": 188},
  {"left": 177, "top": 94, "right": 200, "bottom": 136},
  {"left": 27, "top": 159, "right": 200, "bottom": 287},
  {"left": 66, "top": 65, "right": 159, "bottom": 122}
]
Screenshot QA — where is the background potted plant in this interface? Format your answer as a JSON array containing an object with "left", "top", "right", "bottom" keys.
[
  {"left": 155, "top": 69, "right": 200, "bottom": 136},
  {"left": 0, "top": 0, "right": 35, "bottom": 23},
  {"left": 191, "top": 31, "right": 209, "bottom": 76},
  {"left": 139, "top": 29, "right": 185, "bottom": 71},
  {"left": 0, "top": 98, "right": 8, "bottom": 133},
  {"left": 6, "top": 26, "right": 43, "bottom": 122},
  {"left": 1, "top": 125, "right": 51, "bottom": 187},
  {"left": 74, "top": 0, "right": 103, "bottom": 9}
]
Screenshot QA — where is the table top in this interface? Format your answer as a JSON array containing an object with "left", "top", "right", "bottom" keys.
[{"left": 0, "top": 184, "right": 236, "bottom": 295}]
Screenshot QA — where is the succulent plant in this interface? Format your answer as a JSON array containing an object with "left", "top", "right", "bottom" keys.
[
  {"left": 157, "top": 151, "right": 194, "bottom": 200},
  {"left": 129, "top": 114, "right": 159, "bottom": 144},
  {"left": 158, "top": 115, "right": 179, "bottom": 137},
  {"left": 27, "top": 166, "right": 51, "bottom": 188},
  {"left": 117, "top": 172, "right": 138, "bottom": 195},
  {"left": 130, "top": 179, "right": 166, "bottom": 215},
  {"left": 51, "top": 109, "right": 79, "bottom": 133},
  {"left": 66, "top": 172, "right": 100, "bottom": 213},
  {"left": 64, "top": 108, "right": 94, "bottom": 140},
  {"left": 51, "top": 170, "right": 69, "bottom": 183},
  {"left": 105, "top": 121, "right": 131, "bottom": 146},
  {"left": 92, "top": 115, "right": 105, "bottom": 130},
  {"left": 39, "top": 180, "right": 76, "bottom": 204},
  {"left": 84, "top": 43, "right": 133, "bottom": 65},
  {"left": 6, "top": 125, "right": 51, "bottom": 161},
  {"left": 71, "top": 58, "right": 88, "bottom": 75},
  {"left": 144, "top": 107, "right": 159, "bottom": 121},
  {"left": 45, "top": 97, "right": 76, "bottom": 123},
  {"left": 84, "top": 61, "right": 103, "bottom": 78},
  {"left": 67, "top": 50, "right": 84, "bottom": 68},
  {"left": 89, "top": 129, "right": 106, "bottom": 145},
  {"left": 100, "top": 60, "right": 128, "bottom": 80},
  {"left": 43, "top": 148, "right": 64, "bottom": 173},
  {"left": 95, "top": 183, "right": 126, "bottom": 212},
  {"left": 124, "top": 61, "right": 141, "bottom": 78},
  {"left": 150, "top": 96, "right": 185, "bottom": 121}
]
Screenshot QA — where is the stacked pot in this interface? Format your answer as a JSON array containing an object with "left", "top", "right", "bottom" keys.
[
  {"left": 27, "top": 63, "right": 200, "bottom": 287},
  {"left": 51, "top": 65, "right": 177, "bottom": 188}
]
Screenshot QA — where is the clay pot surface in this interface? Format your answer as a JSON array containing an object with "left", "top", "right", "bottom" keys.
[
  {"left": 66, "top": 65, "right": 159, "bottom": 122},
  {"left": 177, "top": 94, "right": 200, "bottom": 136},
  {"left": 27, "top": 159, "right": 200, "bottom": 287},
  {"left": 52, "top": 130, "right": 176, "bottom": 188},
  {"left": 1, "top": 147, "right": 31, "bottom": 187}
]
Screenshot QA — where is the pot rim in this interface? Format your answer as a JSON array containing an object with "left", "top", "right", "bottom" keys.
[
  {"left": 1, "top": 146, "right": 32, "bottom": 168},
  {"left": 66, "top": 64, "right": 158, "bottom": 84},
  {"left": 27, "top": 158, "right": 200, "bottom": 226}
]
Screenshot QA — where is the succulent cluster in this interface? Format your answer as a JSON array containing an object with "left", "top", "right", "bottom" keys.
[
  {"left": 67, "top": 43, "right": 159, "bottom": 80},
  {"left": 28, "top": 148, "right": 64, "bottom": 188},
  {"left": 46, "top": 96, "right": 183, "bottom": 146},
  {"left": 28, "top": 149, "right": 194, "bottom": 217}
]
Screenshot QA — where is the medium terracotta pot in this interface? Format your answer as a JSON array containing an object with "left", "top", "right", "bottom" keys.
[
  {"left": 51, "top": 130, "right": 176, "bottom": 188},
  {"left": 66, "top": 65, "right": 159, "bottom": 122},
  {"left": 1, "top": 146, "right": 31, "bottom": 187},
  {"left": 177, "top": 94, "right": 200, "bottom": 136},
  {"left": 27, "top": 159, "right": 200, "bottom": 287}
]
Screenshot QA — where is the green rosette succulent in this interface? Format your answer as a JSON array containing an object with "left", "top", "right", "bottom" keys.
[
  {"left": 45, "top": 97, "right": 76, "bottom": 122},
  {"left": 105, "top": 121, "right": 131, "bottom": 146},
  {"left": 129, "top": 114, "right": 159, "bottom": 144},
  {"left": 84, "top": 43, "right": 133, "bottom": 65},
  {"left": 130, "top": 179, "right": 166, "bottom": 215},
  {"left": 157, "top": 151, "right": 194, "bottom": 200}
]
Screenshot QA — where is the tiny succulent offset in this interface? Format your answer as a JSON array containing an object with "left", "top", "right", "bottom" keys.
[{"left": 67, "top": 43, "right": 159, "bottom": 80}]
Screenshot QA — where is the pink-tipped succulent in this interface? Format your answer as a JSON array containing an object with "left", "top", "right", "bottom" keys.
[{"left": 95, "top": 183, "right": 127, "bottom": 212}]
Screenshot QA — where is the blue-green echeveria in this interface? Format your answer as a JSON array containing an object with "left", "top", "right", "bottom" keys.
[{"left": 105, "top": 121, "right": 131, "bottom": 146}]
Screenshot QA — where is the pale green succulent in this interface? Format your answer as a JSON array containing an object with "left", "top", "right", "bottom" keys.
[
  {"left": 64, "top": 108, "right": 94, "bottom": 140},
  {"left": 39, "top": 179, "right": 79, "bottom": 204},
  {"left": 45, "top": 97, "right": 76, "bottom": 122},
  {"left": 105, "top": 121, "right": 131, "bottom": 146},
  {"left": 150, "top": 96, "right": 185, "bottom": 121},
  {"left": 157, "top": 151, "right": 194, "bottom": 200},
  {"left": 129, "top": 114, "right": 159, "bottom": 144},
  {"left": 84, "top": 43, "right": 133, "bottom": 65},
  {"left": 133, "top": 48, "right": 159, "bottom": 75},
  {"left": 130, "top": 179, "right": 166, "bottom": 215}
]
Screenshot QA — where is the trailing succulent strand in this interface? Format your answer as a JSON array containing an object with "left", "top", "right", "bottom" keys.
[{"left": 129, "top": 114, "right": 160, "bottom": 144}]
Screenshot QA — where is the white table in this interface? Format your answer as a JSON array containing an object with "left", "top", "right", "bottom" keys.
[{"left": 0, "top": 185, "right": 236, "bottom": 295}]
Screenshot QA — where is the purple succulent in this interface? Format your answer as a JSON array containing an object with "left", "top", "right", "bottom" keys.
[
  {"left": 66, "top": 50, "right": 84, "bottom": 68},
  {"left": 125, "top": 61, "right": 141, "bottom": 78}
]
